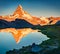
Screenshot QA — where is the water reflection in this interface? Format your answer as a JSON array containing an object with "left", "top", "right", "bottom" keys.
[{"left": 0, "top": 32, "right": 49, "bottom": 54}]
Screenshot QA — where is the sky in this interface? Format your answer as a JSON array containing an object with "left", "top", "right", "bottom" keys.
[{"left": 0, "top": 0, "right": 60, "bottom": 17}]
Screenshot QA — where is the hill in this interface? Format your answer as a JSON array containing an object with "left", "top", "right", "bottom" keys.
[{"left": 0, "top": 19, "right": 36, "bottom": 29}]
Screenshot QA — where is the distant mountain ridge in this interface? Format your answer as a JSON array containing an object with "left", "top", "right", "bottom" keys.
[
  {"left": 0, "top": 18, "right": 36, "bottom": 29},
  {"left": 0, "top": 5, "right": 60, "bottom": 26},
  {"left": 55, "top": 21, "right": 60, "bottom": 25}
]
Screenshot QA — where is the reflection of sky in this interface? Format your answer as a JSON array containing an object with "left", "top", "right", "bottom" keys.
[
  {"left": 0, "top": 0, "right": 60, "bottom": 17},
  {"left": 0, "top": 32, "right": 49, "bottom": 54}
]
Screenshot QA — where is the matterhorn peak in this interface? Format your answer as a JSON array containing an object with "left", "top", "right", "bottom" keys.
[
  {"left": 13, "top": 5, "right": 32, "bottom": 19},
  {"left": 18, "top": 5, "right": 22, "bottom": 9},
  {"left": 13, "top": 5, "right": 25, "bottom": 17}
]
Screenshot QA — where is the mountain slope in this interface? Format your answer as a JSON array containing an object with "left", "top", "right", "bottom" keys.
[
  {"left": 0, "top": 19, "right": 37, "bottom": 29},
  {"left": 33, "top": 24, "right": 60, "bottom": 39},
  {"left": 0, "top": 5, "right": 60, "bottom": 26},
  {"left": 55, "top": 21, "right": 60, "bottom": 25}
]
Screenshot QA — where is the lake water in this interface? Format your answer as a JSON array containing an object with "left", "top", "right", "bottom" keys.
[{"left": 0, "top": 32, "right": 49, "bottom": 54}]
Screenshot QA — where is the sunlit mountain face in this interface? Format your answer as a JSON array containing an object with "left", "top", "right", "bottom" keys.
[{"left": 0, "top": 5, "right": 60, "bottom": 43}]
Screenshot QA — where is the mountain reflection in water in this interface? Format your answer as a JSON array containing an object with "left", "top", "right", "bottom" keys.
[{"left": 0, "top": 32, "right": 49, "bottom": 54}]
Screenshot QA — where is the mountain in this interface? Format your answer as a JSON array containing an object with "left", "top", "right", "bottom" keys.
[
  {"left": 0, "top": 5, "right": 60, "bottom": 26},
  {"left": 0, "top": 5, "right": 32, "bottom": 21},
  {"left": 55, "top": 21, "right": 60, "bottom": 25},
  {"left": 48, "top": 17, "right": 60, "bottom": 25},
  {"left": 0, "top": 19, "right": 36, "bottom": 29},
  {"left": 13, "top": 5, "right": 32, "bottom": 19}
]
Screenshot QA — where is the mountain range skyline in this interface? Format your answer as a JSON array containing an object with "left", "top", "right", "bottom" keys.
[{"left": 0, "top": 5, "right": 60, "bottom": 25}]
